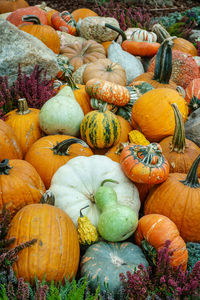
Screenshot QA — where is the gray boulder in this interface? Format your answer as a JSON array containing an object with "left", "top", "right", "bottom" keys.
[
  {"left": 185, "top": 108, "right": 200, "bottom": 148},
  {"left": 0, "top": 19, "right": 60, "bottom": 84}
]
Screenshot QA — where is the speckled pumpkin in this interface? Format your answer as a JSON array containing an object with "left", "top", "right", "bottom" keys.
[{"left": 80, "top": 110, "right": 121, "bottom": 149}]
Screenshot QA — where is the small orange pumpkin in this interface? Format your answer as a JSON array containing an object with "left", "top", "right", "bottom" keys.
[{"left": 71, "top": 8, "right": 98, "bottom": 23}]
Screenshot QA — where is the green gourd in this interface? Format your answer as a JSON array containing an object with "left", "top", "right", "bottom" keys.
[{"left": 94, "top": 180, "right": 138, "bottom": 242}]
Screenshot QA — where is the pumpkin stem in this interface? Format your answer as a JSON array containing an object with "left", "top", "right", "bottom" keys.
[
  {"left": 170, "top": 103, "right": 186, "bottom": 153},
  {"left": 153, "top": 39, "right": 173, "bottom": 84},
  {"left": 17, "top": 98, "right": 30, "bottom": 115},
  {"left": 22, "top": 15, "right": 42, "bottom": 25},
  {"left": 152, "top": 23, "right": 176, "bottom": 42},
  {"left": 65, "top": 74, "right": 79, "bottom": 91},
  {"left": 105, "top": 23, "right": 127, "bottom": 42},
  {"left": 52, "top": 138, "right": 89, "bottom": 156},
  {"left": 180, "top": 154, "right": 200, "bottom": 188},
  {"left": 100, "top": 179, "right": 119, "bottom": 187},
  {"left": 80, "top": 205, "right": 90, "bottom": 218},
  {"left": 40, "top": 190, "right": 55, "bottom": 206},
  {"left": 0, "top": 159, "right": 12, "bottom": 175},
  {"left": 114, "top": 142, "right": 129, "bottom": 155}
]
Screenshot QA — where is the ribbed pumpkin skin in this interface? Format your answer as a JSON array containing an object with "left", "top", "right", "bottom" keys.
[
  {"left": 80, "top": 110, "right": 121, "bottom": 149},
  {"left": 72, "top": 8, "right": 98, "bottom": 23},
  {"left": 5, "top": 107, "right": 42, "bottom": 157},
  {"left": 0, "top": 119, "right": 23, "bottom": 160},
  {"left": 134, "top": 214, "right": 188, "bottom": 271},
  {"left": 80, "top": 241, "right": 149, "bottom": 295},
  {"left": 25, "top": 135, "right": 93, "bottom": 189},
  {"left": 7, "top": 204, "right": 80, "bottom": 283},
  {"left": 0, "top": 159, "right": 45, "bottom": 216},
  {"left": 131, "top": 72, "right": 177, "bottom": 90},
  {"left": 172, "top": 38, "right": 198, "bottom": 57}
]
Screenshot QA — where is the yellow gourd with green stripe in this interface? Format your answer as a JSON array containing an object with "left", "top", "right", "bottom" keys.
[{"left": 80, "top": 109, "right": 121, "bottom": 149}]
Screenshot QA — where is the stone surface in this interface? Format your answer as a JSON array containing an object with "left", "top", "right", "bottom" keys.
[
  {"left": 189, "top": 29, "right": 200, "bottom": 43},
  {"left": 185, "top": 108, "right": 200, "bottom": 147},
  {"left": 0, "top": 19, "right": 60, "bottom": 84}
]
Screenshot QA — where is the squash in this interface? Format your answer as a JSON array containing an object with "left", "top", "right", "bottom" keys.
[
  {"left": 57, "top": 31, "right": 86, "bottom": 51},
  {"left": 83, "top": 58, "right": 127, "bottom": 86},
  {"left": 120, "top": 142, "right": 169, "bottom": 184},
  {"left": 19, "top": 15, "right": 60, "bottom": 54},
  {"left": 185, "top": 78, "right": 200, "bottom": 112},
  {"left": 128, "top": 130, "right": 150, "bottom": 146},
  {"left": 130, "top": 28, "right": 157, "bottom": 43},
  {"left": 134, "top": 214, "right": 188, "bottom": 271},
  {"left": 80, "top": 109, "right": 121, "bottom": 149},
  {"left": 0, "top": 158, "right": 45, "bottom": 216},
  {"left": 51, "top": 10, "right": 76, "bottom": 35},
  {"left": 60, "top": 39, "right": 106, "bottom": 72},
  {"left": 80, "top": 241, "right": 149, "bottom": 296},
  {"left": 122, "top": 40, "right": 160, "bottom": 57},
  {"left": 72, "top": 8, "right": 98, "bottom": 23},
  {"left": 0, "top": 0, "right": 29, "bottom": 14},
  {"left": 144, "top": 154, "right": 200, "bottom": 242},
  {"left": 4, "top": 98, "right": 42, "bottom": 157},
  {"left": 39, "top": 86, "right": 84, "bottom": 137},
  {"left": 45, "top": 155, "right": 140, "bottom": 227},
  {"left": 25, "top": 135, "right": 93, "bottom": 189},
  {"left": 7, "top": 202, "right": 80, "bottom": 283},
  {"left": 0, "top": 119, "right": 23, "bottom": 160}
]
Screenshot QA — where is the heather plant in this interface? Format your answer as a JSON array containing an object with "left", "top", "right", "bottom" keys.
[
  {"left": 0, "top": 65, "right": 56, "bottom": 119},
  {"left": 120, "top": 240, "right": 200, "bottom": 299},
  {"left": 167, "top": 15, "right": 197, "bottom": 39}
]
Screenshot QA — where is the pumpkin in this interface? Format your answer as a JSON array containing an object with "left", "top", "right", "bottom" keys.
[
  {"left": 152, "top": 24, "right": 198, "bottom": 56},
  {"left": 117, "top": 115, "right": 133, "bottom": 143},
  {"left": 0, "top": 158, "right": 45, "bottom": 216},
  {"left": 77, "top": 16, "right": 120, "bottom": 43},
  {"left": 51, "top": 11, "right": 76, "bottom": 35},
  {"left": 147, "top": 49, "right": 200, "bottom": 89},
  {"left": 131, "top": 88, "right": 188, "bottom": 142},
  {"left": 80, "top": 109, "right": 121, "bottom": 149},
  {"left": 5, "top": 98, "right": 43, "bottom": 157},
  {"left": 185, "top": 78, "right": 200, "bottom": 112},
  {"left": 159, "top": 103, "right": 200, "bottom": 175},
  {"left": 60, "top": 40, "right": 106, "bottom": 72},
  {"left": 122, "top": 40, "right": 160, "bottom": 57},
  {"left": 130, "top": 28, "right": 157, "bottom": 43},
  {"left": 80, "top": 241, "right": 149, "bottom": 296},
  {"left": 19, "top": 15, "right": 60, "bottom": 54},
  {"left": 83, "top": 58, "right": 127, "bottom": 86},
  {"left": 0, "top": 119, "right": 23, "bottom": 160},
  {"left": 130, "top": 39, "right": 177, "bottom": 90},
  {"left": 6, "top": 5, "right": 48, "bottom": 26},
  {"left": 144, "top": 154, "right": 200, "bottom": 242},
  {"left": 105, "top": 142, "right": 128, "bottom": 163},
  {"left": 45, "top": 155, "right": 140, "bottom": 227},
  {"left": 25, "top": 135, "right": 93, "bottom": 189},
  {"left": 134, "top": 214, "right": 188, "bottom": 271},
  {"left": 7, "top": 202, "right": 80, "bottom": 283},
  {"left": 45, "top": 8, "right": 58, "bottom": 26},
  {"left": 120, "top": 142, "right": 169, "bottom": 184},
  {"left": 85, "top": 78, "right": 131, "bottom": 106},
  {"left": 72, "top": 8, "right": 98, "bottom": 23},
  {"left": 57, "top": 31, "right": 86, "bottom": 51},
  {"left": 0, "top": 0, "right": 29, "bottom": 14}
]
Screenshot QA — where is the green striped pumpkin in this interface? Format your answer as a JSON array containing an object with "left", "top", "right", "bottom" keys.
[{"left": 80, "top": 110, "right": 121, "bottom": 149}]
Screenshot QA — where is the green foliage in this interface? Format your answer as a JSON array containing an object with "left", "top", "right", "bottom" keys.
[{"left": 187, "top": 242, "right": 200, "bottom": 273}]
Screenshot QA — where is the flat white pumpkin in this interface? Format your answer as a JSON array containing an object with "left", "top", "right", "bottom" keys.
[{"left": 48, "top": 155, "right": 140, "bottom": 227}]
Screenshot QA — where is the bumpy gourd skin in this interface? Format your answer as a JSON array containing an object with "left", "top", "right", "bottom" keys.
[{"left": 77, "top": 215, "right": 98, "bottom": 245}]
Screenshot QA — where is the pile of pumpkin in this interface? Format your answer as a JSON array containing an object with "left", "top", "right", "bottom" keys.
[{"left": 0, "top": 1, "right": 200, "bottom": 297}]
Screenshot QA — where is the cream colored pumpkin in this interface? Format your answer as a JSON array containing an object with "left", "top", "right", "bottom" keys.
[{"left": 47, "top": 155, "right": 140, "bottom": 228}]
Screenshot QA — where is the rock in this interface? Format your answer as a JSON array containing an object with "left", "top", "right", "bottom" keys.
[
  {"left": 0, "top": 19, "right": 60, "bottom": 84},
  {"left": 185, "top": 108, "right": 200, "bottom": 147},
  {"left": 188, "top": 29, "right": 200, "bottom": 43}
]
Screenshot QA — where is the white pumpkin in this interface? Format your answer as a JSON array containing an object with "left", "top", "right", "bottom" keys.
[{"left": 48, "top": 155, "right": 140, "bottom": 227}]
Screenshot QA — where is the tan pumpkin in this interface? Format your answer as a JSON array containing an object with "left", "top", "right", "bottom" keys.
[
  {"left": 60, "top": 40, "right": 106, "bottom": 72},
  {"left": 0, "top": 0, "right": 29, "bottom": 14},
  {"left": 83, "top": 58, "right": 127, "bottom": 86}
]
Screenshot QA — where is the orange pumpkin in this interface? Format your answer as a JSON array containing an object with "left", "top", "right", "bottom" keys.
[
  {"left": 122, "top": 40, "right": 160, "bottom": 57},
  {"left": 25, "top": 135, "right": 93, "bottom": 189},
  {"left": 7, "top": 202, "right": 80, "bottom": 283},
  {"left": 0, "top": 119, "right": 23, "bottom": 160},
  {"left": 51, "top": 11, "right": 76, "bottom": 36},
  {"left": 71, "top": 8, "right": 98, "bottom": 23},
  {"left": 0, "top": 0, "right": 29, "bottom": 14},
  {"left": 45, "top": 8, "right": 58, "bottom": 26},
  {"left": 144, "top": 154, "right": 200, "bottom": 242},
  {"left": 0, "top": 159, "right": 45, "bottom": 216},
  {"left": 134, "top": 214, "right": 188, "bottom": 271},
  {"left": 185, "top": 78, "right": 200, "bottom": 112},
  {"left": 4, "top": 98, "right": 43, "bottom": 157}
]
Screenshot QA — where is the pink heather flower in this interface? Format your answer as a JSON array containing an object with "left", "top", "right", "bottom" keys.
[{"left": 160, "top": 276, "right": 166, "bottom": 283}]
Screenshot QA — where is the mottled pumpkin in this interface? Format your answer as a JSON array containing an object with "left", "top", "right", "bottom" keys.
[{"left": 7, "top": 203, "right": 80, "bottom": 283}]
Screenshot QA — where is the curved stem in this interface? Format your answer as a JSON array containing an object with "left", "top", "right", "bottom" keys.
[
  {"left": 0, "top": 159, "right": 12, "bottom": 175},
  {"left": 40, "top": 190, "right": 55, "bottom": 206},
  {"left": 52, "top": 138, "right": 89, "bottom": 156},
  {"left": 80, "top": 205, "right": 90, "bottom": 218},
  {"left": 180, "top": 155, "right": 200, "bottom": 188},
  {"left": 105, "top": 23, "right": 127, "bottom": 42},
  {"left": 170, "top": 103, "right": 186, "bottom": 153},
  {"left": 17, "top": 98, "right": 30, "bottom": 115},
  {"left": 22, "top": 15, "right": 42, "bottom": 25},
  {"left": 100, "top": 179, "right": 119, "bottom": 187}
]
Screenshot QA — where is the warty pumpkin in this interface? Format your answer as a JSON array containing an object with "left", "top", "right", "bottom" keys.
[
  {"left": 185, "top": 78, "right": 200, "bottom": 112},
  {"left": 144, "top": 154, "right": 200, "bottom": 242},
  {"left": 83, "top": 58, "right": 127, "bottom": 86},
  {"left": 25, "top": 135, "right": 93, "bottom": 189},
  {"left": 60, "top": 40, "right": 106, "bottom": 72},
  {"left": 159, "top": 103, "right": 200, "bottom": 175},
  {"left": 80, "top": 109, "right": 121, "bottom": 149},
  {"left": 4, "top": 98, "right": 43, "bottom": 157},
  {"left": 0, "top": 119, "right": 23, "bottom": 160},
  {"left": 0, "top": 159, "right": 45, "bottom": 216},
  {"left": 131, "top": 88, "right": 188, "bottom": 142},
  {"left": 0, "top": 0, "right": 29, "bottom": 14},
  {"left": 7, "top": 202, "right": 80, "bottom": 283},
  {"left": 120, "top": 142, "right": 169, "bottom": 184},
  {"left": 19, "top": 15, "right": 60, "bottom": 54},
  {"left": 134, "top": 214, "right": 188, "bottom": 271}
]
